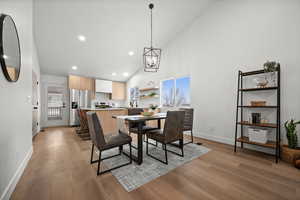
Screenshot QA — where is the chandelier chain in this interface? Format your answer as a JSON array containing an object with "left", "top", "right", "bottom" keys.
[{"left": 150, "top": 6, "right": 153, "bottom": 48}]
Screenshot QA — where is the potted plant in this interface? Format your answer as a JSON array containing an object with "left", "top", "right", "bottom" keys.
[
  {"left": 149, "top": 104, "right": 158, "bottom": 113},
  {"left": 263, "top": 61, "right": 280, "bottom": 72},
  {"left": 285, "top": 119, "right": 300, "bottom": 149},
  {"left": 148, "top": 92, "right": 157, "bottom": 97},
  {"left": 282, "top": 119, "right": 300, "bottom": 164},
  {"left": 263, "top": 61, "right": 280, "bottom": 87}
]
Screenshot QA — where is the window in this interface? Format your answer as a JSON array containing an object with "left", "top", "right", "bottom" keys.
[{"left": 161, "top": 76, "right": 191, "bottom": 107}]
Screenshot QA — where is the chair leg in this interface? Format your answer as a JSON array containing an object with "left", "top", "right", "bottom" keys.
[
  {"left": 183, "top": 130, "right": 194, "bottom": 145},
  {"left": 129, "top": 142, "right": 132, "bottom": 164},
  {"left": 146, "top": 139, "right": 168, "bottom": 165},
  {"left": 93, "top": 143, "right": 133, "bottom": 176},
  {"left": 166, "top": 139, "right": 184, "bottom": 157},
  {"left": 119, "top": 145, "right": 123, "bottom": 154},
  {"left": 145, "top": 135, "right": 158, "bottom": 147},
  {"left": 97, "top": 151, "right": 102, "bottom": 176},
  {"left": 164, "top": 144, "right": 168, "bottom": 165},
  {"left": 181, "top": 139, "right": 184, "bottom": 157},
  {"left": 90, "top": 144, "right": 94, "bottom": 164},
  {"left": 146, "top": 136, "right": 149, "bottom": 155}
]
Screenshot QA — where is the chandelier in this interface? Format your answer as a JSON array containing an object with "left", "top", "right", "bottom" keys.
[{"left": 143, "top": 3, "right": 161, "bottom": 72}]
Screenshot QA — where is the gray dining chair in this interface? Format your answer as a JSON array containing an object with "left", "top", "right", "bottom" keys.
[
  {"left": 179, "top": 108, "right": 194, "bottom": 145},
  {"left": 127, "top": 108, "right": 158, "bottom": 148},
  {"left": 146, "top": 111, "right": 185, "bottom": 165},
  {"left": 86, "top": 112, "right": 132, "bottom": 175}
]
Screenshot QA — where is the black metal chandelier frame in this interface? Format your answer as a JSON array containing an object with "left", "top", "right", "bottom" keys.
[{"left": 143, "top": 3, "right": 161, "bottom": 72}]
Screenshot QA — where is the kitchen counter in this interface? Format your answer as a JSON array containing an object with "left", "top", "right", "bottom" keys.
[
  {"left": 81, "top": 107, "right": 128, "bottom": 111},
  {"left": 81, "top": 108, "right": 128, "bottom": 135}
]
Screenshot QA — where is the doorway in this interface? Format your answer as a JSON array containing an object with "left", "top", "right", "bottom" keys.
[
  {"left": 44, "top": 86, "right": 68, "bottom": 127},
  {"left": 32, "top": 71, "right": 39, "bottom": 137}
]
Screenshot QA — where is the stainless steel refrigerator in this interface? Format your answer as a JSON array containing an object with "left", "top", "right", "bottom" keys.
[{"left": 69, "top": 89, "right": 92, "bottom": 126}]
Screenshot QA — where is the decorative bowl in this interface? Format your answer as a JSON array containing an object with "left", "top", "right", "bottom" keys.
[
  {"left": 142, "top": 111, "right": 154, "bottom": 117},
  {"left": 253, "top": 77, "right": 268, "bottom": 88}
]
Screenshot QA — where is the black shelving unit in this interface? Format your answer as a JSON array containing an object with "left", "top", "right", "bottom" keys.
[{"left": 234, "top": 67, "right": 281, "bottom": 163}]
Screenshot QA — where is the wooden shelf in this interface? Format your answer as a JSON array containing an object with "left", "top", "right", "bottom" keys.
[
  {"left": 238, "top": 105, "right": 278, "bottom": 108},
  {"left": 237, "top": 137, "right": 276, "bottom": 149},
  {"left": 140, "top": 95, "right": 159, "bottom": 99},
  {"left": 242, "top": 70, "right": 266, "bottom": 76},
  {"left": 242, "top": 69, "right": 279, "bottom": 76},
  {"left": 139, "top": 87, "right": 159, "bottom": 92},
  {"left": 240, "top": 87, "right": 278, "bottom": 92},
  {"left": 238, "top": 121, "right": 277, "bottom": 128}
]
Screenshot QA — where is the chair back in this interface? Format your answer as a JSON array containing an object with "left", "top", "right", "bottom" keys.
[
  {"left": 163, "top": 111, "right": 185, "bottom": 143},
  {"left": 179, "top": 108, "right": 194, "bottom": 131},
  {"left": 86, "top": 112, "right": 106, "bottom": 148},
  {"left": 128, "top": 108, "right": 144, "bottom": 115},
  {"left": 128, "top": 108, "right": 144, "bottom": 128},
  {"left": 78, "top": 109, "right": 89, "bottom": 130}
]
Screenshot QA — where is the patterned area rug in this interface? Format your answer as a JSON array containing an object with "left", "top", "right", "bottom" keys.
[{"left": 99, "top": 141, "right": 210, "bottom": 192}]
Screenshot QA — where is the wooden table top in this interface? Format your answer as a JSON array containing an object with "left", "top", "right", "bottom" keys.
[{"left": 113, "top": 113, "right": 167, "bottom": 122}]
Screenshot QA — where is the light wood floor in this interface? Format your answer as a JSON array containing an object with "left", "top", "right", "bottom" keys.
[{"left": 11, "top": 127, "right": 300, "bottom": 200}]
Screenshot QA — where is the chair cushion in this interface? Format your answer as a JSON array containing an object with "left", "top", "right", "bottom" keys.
[
  {"left": 101, "top": 132, "right": 132, "bottom": 150},
  {"left": 129, "top": 125, "right": 158, "bottom": 134},
  {"left": 146, "top": 129, "right": 165, "bottom": 143}
]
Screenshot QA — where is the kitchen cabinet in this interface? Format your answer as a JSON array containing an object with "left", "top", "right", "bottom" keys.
[
  {"left": 68, "top": 75, "right": 94, "bottom": 91},
  {"left": 96, "top": 79, "right": 112, "bottom": 93},
  {"left": 112, "top": 81, "right": 126, "bottom": 100},
  {"left": 69, "top": 75, "right": 81, "bottom": 90}
]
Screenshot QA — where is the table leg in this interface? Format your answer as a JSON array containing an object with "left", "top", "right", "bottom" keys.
[
  {"left": 158, "top": 119, "right": 161, "bottom": 129},
  {"left": 137, "top": 122, "right": 143, "bottom": 165}
]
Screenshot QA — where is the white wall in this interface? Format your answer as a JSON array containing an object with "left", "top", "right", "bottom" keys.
[
  {"left": 0, "top": 0, "right": 40, "bottom": 199},
  {"left": 127, "top": 0, "right": 300, "bottom": 150}
]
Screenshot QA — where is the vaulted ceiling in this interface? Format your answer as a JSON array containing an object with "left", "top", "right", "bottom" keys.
[{"left": 34, "top": 0, "right": 215, "bottom": 81}]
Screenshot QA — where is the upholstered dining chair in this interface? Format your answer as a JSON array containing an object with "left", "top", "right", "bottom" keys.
[
  {"left": 86, "top": 112, "right": 132, "bottom": 176},
  {"left": 179, "top": 108, "right": 194, "bottom": 145},
  {"left": 127, "top": 108, "right": 156, "bottom": 134},
  {"left": 146, "top": 111, "right": 185, "bottom": 165},
  {"left": 127, "top": 108, "right": 158, "bottom": 148},
  {"left": 76, "top": 109, "right": 90, "bottom": 140}
]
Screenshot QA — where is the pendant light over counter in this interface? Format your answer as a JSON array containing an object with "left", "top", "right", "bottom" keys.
[{"left": 143, "top": 3, "right": 161, "bottom": 72}]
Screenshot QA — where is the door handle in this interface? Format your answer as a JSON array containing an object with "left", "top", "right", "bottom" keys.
[{"left": 33, "top": 106, "right": 38, "bottom": 110}]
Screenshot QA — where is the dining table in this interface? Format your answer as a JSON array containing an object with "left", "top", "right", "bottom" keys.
[{"left": 113, "top": 112, "right": 167, "bottom": 165}]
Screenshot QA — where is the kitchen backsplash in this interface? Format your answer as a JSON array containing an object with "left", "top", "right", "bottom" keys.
[{"left": 95, "top": 92, "right": 125, "bottom": 107}]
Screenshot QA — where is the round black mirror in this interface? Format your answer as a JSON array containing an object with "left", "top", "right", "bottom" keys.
[{"left": 0, "top": 14, "right": 21, "bottom": 82}]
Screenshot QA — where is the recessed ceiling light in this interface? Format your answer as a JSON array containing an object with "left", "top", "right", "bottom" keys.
[
  {"left": 77, "top": 35, "right": 86, "bottom": 42},
  {"left": 112, "top": 72, "right": 117, "bottom": 76},
  {"left": 72, "top": 66, "right": 78, "bottom": 70},
  {"left": 123, "top": 72, "right": 129, "bottom": 77},
  {"left": 128, "top": 51, "right": 134, "bottom": 56}
]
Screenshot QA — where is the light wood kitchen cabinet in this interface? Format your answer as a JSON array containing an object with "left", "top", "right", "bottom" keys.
[
  {"left": 112, "top": 81, "right": 126, "bottom": 100},
  {"left": 69, "top": 75, "right": 81, "bottom": 90},
  {"left": 68, "top": 75, "right": 94, "bottom": 91}
]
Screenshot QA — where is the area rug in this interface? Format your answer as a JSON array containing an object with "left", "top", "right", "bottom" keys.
[{"left": 99, "top": 141, "right": 210, "bottom": 192}]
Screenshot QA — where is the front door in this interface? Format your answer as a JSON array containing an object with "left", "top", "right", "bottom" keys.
[{"left": 45, "top": 86, "right": 68, "bottom": 127}]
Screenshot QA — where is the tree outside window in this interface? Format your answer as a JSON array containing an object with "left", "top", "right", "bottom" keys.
[{"left": 161, "top": 76, "right": 190, "bottom": 107}]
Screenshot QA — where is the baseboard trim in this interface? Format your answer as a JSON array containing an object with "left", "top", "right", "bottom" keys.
[
  {"left": 0, "top": 146, "right": 33, "bottom": 200},
  {"left": 194, "top": 131, "right": 234, "bottom": 146},
  {"left": 194, "top": 131, "right": 275, "bottom": 155}
]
